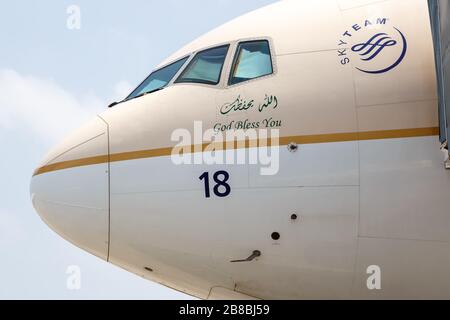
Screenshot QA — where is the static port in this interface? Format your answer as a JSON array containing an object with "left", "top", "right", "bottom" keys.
[{"left": 287, "top": 142, "right": 298, "bottom": 152}]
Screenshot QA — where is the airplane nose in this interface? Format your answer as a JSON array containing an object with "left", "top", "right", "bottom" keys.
[{"left": 30, "top": 116, "right": 110, "bottom": 260}]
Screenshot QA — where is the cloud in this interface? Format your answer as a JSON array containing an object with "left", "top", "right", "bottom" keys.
[
  {"left": 0, "top": 209, "right": 26, "bottom": 246},
  {"left": 0, "top": 69, "right": 105, "bottom": 144},
  {"left": 113, "top": 80, "right": 134, "bottom": 102}
]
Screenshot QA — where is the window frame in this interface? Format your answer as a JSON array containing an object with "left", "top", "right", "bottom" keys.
[
  {"left": 174, "top": 44, "right": 231, "bottom": 86},
  {"left": 125, "top": 55, "right": 191, "bottom": 101},
  {"left": 227, "top": 39, "right": 274, "bottom": 87}
]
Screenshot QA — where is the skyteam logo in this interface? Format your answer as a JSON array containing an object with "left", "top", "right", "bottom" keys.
[{"left": 337, "top": 18, "right": 407, "bottom": 74}]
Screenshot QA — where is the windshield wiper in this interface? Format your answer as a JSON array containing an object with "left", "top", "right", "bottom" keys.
[
  {"left": 126, "top": 87, "right": 165, "bottom": 102},
  {"left": 108, "top": 87, "right": 165, "bottom": 108}
]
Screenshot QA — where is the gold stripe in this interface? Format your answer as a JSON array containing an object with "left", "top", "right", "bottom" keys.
[
  {"left": 33, "top": 127, "right": 440, "bottom": 176},
  {"left": 357, "top": 127, "right": 439, "bottom": 140},
  {"left": 33, "top": 155, "right": 109, "bottom": 176}
]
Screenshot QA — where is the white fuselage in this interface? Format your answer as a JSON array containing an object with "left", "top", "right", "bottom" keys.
[{"left": 30, "top": 0, "right": 450, "bottom": 299}]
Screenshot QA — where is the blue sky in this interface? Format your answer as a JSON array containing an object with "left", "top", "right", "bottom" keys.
[{"left": 0, "top": 0, "right": 276, "bottom": 299}]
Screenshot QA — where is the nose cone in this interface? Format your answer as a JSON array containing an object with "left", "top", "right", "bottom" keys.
[{"left": 30, "top": 116, "right": 109, "bottom": 260}]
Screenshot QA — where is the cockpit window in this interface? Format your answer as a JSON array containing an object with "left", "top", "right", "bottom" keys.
[
  {"left": 175, "top": 45, "right": 229, "bottom": 85},
  {"left": 229, "top": 40, "right": 273, "bottom": 85},
  {"left": 126, "top": 56, "right": 189, "bottom": 100}
]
